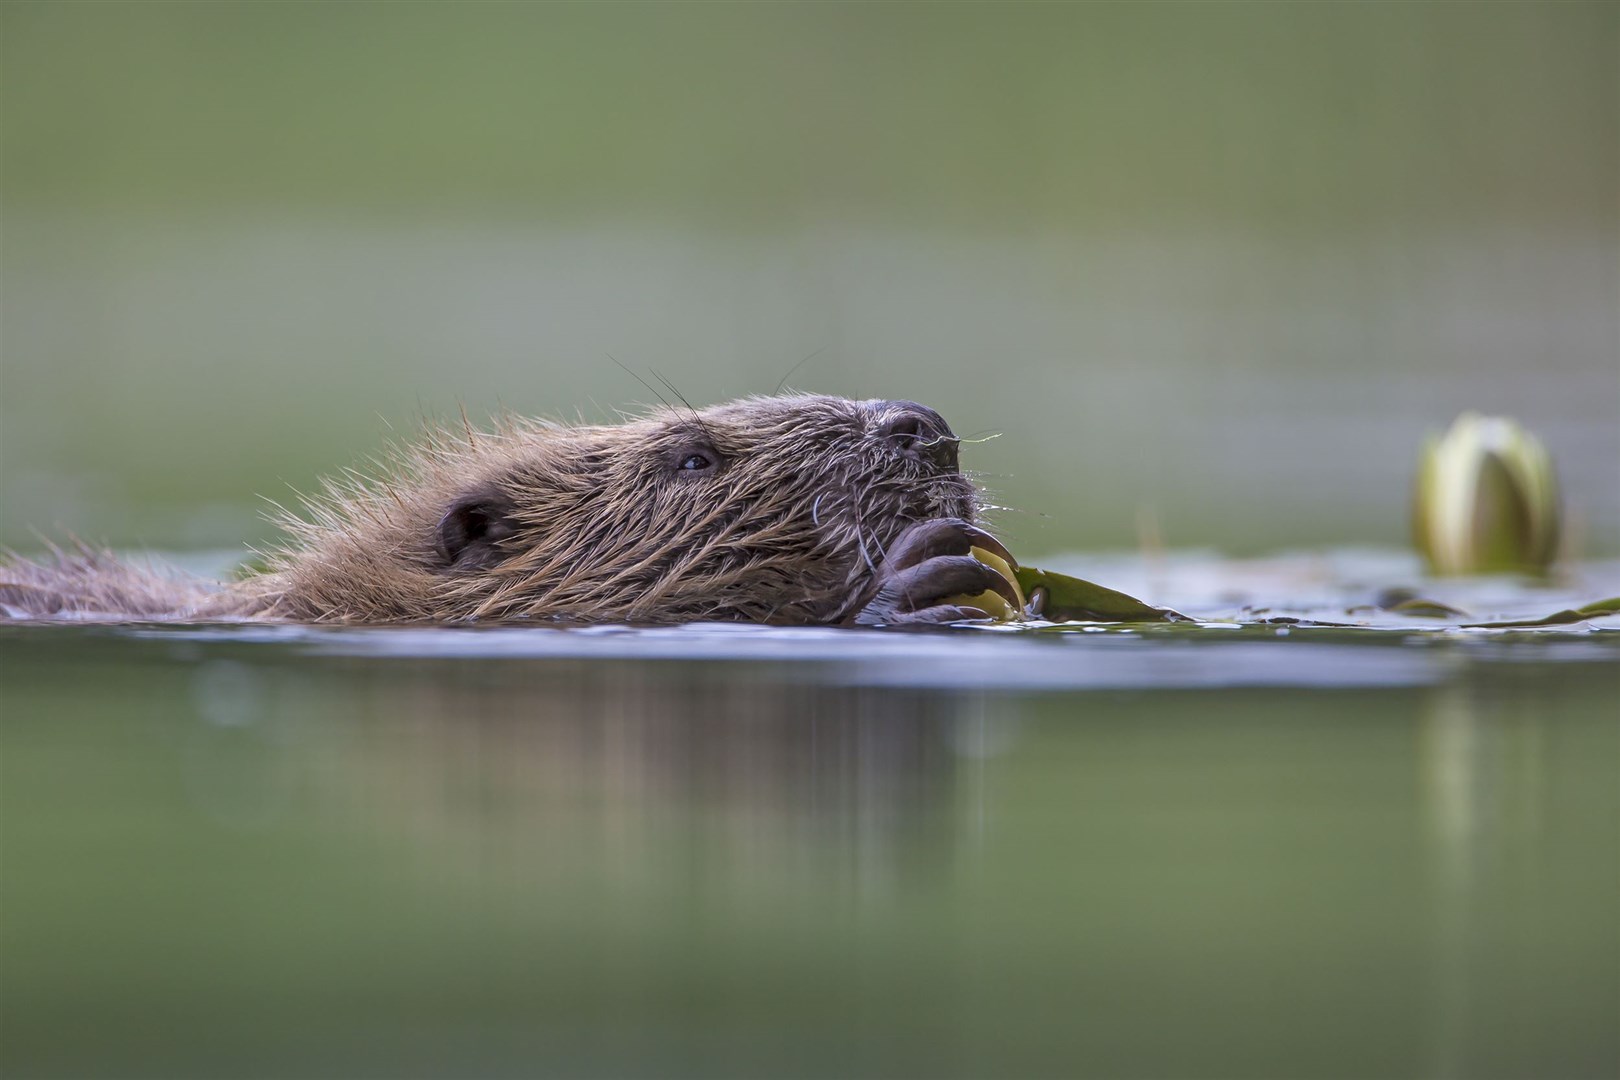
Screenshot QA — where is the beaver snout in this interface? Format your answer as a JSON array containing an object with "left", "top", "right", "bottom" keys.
[{"left": 877, "top": 401, "right": 960, "bottom": 472}]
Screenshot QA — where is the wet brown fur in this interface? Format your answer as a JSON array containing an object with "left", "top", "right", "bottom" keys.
[{"left": 1, "top": 395, "right": 978, "bottom": 624}]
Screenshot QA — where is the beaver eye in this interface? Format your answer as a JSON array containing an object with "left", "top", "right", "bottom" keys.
[
  {"left": 666, "top": 432, "right": 723, "bottom": 476},
  {"left": 676, "top": 451, "right": 716, "bottom": 473}
]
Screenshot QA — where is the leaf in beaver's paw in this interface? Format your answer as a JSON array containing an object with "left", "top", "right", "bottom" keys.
[
  {"left": 1014, "top": 566, "right": 1190, "bottom": 624},
  {"left": 942, "top": 546, "right": 1026, "bottom": 622}
]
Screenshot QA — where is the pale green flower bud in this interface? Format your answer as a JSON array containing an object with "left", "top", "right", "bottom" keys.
[{"left": 1413, "top": 413, "right": 1562, "bottom": 576}]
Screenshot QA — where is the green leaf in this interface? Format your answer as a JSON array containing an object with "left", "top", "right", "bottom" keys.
[
  {"left": 1460, "top": 596, "right": 1620, "bottom": 629},
  {"left": 1386, "top": 598, "right": 1469, "bottom": 618},
  {"left": 1014, "top": 566, "right": 1189, "bottom": 624}
]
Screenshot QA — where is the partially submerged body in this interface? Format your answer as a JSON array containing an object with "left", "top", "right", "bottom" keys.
[{"left": 1, "top": 395, "right": 1018, "bottom": 626}]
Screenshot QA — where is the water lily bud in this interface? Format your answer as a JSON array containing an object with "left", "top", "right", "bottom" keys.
[{"left": 1413, "top": 413, "right": 1562, "bottom": 576}]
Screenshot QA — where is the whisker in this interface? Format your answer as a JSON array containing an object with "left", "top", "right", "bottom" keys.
[
  {"left": 850, "top": 488, "right": 877, "bottom": 573},
  {"left": 606, "top": 354, "right": 674, "bottom": 413},
  {"left": 651, "top": 368, "right": 719, "bottom": 445},
  {"left": 773, "top": 345, "right": 827, "bottom": 396}
]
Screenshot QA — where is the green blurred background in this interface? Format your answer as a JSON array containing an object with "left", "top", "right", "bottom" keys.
[
  {"left": 6, "top": 11, "right": 1617, "bottom": 1076},
  {"left": 2, "top": 1, "right": 1616, "bottom": 558}
]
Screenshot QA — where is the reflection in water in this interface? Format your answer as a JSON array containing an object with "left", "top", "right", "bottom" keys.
[
  {"left": 184, "top": 660, "right": 293, "bottom": 831},
  {"left": 1420, "top": 673, "right": 1618, "bottom": 1080},
  {"left": 187, "top": 658, "right": 989, "bottom": 902},
  {"left": 1422, "top": 684, "right": 1482, "bottom": 1080},
  {"left": 2, "top": 631, "right": 1615, "bottom": 1079}
]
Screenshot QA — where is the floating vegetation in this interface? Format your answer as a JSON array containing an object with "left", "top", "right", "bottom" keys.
[
  {"left": 1015, "top": 566, "right": 1188, "bottom": 624},
  {"left": 997, "top": 551, "right": 1619, "bottom": 636}
]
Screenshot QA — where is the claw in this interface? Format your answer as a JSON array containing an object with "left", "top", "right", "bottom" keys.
[
  {"left": 887, "top": 604, "right": 995, "bottom": 626},
  {"left": 855, "top": 602, "right": 994, "bottom": 627},
  {"left": 891, "top": 555, "right": 1021, "bottom": 612},
  {"left": 881, "top": 518, "right": 1018, "bottom": 573},
  {"left": 849, "top": 519, "right": 1020, "bottom": 627}
]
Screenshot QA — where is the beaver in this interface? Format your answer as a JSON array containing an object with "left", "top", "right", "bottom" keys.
[{"left": 1, "top": 395, "right": 1020, "bottom": 626}]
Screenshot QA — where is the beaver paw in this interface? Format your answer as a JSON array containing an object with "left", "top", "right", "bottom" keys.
[{"left": 851, "top": 519, "right": 1020, "bottom": 626}]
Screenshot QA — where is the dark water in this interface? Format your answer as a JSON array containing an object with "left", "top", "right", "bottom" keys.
[{"left": 2, "top": 621, "right": 1616, "bottom": 1080}]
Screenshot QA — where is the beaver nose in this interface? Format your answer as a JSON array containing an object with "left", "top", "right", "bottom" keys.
[{"left": 878, "top": 401, "right": 960, "bottom": 471}]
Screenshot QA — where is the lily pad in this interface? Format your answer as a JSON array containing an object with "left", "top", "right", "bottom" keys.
[
  {"left": 1460, "top": 596, "right": 1620, "bottom": 629},
  {"left": 1386, "top": 598, "right": 1469, "bottom": 618},
  {"left": 1015, "top": 566, "right": 1189, "bottom": 624}
]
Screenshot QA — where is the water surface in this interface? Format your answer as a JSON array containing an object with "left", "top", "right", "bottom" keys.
[{"left": 3, "top": 570, "right": 1616, "bottom": 1078}]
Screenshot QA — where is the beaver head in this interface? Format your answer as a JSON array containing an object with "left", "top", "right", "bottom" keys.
[{"left": 260, "top": 395, "right": 983, "bottom": 623}]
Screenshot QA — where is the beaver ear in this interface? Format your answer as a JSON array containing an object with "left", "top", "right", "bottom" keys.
[{"left": 435, "top": 487, "right": 520, "bottom": 569}]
